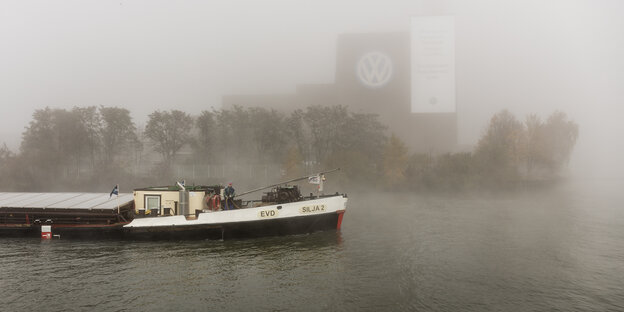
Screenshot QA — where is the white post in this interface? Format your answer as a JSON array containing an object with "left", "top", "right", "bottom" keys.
[{"left": 116, "top": 184, "right": 120, "bottom": 214}]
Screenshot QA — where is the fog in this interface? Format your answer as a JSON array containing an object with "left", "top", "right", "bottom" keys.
[
  {"left": 2, "top": 3, "right": 624, "bottom": 309},
  {"left": 1, "top": 0, "right": 623, "bottom": 181}
]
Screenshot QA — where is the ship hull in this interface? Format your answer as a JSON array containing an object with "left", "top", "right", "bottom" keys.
[
  {"left": 0, "top": 223, "right": 127, "bottom": 239},
  {"left": 124, "top": 211, "right": 344, "bottom": 240},
  {"left": 0, "top": 195, "right": 347, "bottom": 240},
  {"left": 123, "top": 195, "right": 347, "bottom": 240}
]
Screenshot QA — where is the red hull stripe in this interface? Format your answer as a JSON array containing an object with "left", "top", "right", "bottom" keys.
[
  {"left": 0, "top": 223, "right": 128, "bottom": 228},
  {"left": 52, "top": 223, "right": 129, "bottom": 228},
  {"left": 336, "top": 210, "right": 345, "bottom": 230}
]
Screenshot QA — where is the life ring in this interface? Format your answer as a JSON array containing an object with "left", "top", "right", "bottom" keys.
[{"left": 206, "top": 194, "right": 221, "bottom": 211}]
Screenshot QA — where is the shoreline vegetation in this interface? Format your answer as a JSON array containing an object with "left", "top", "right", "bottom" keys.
[{"left": 0, "top": 105, "right": 578, "bottom": 193}]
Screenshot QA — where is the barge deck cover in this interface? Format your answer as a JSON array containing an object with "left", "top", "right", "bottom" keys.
[{"left": 0, "top": 192, "right": 133, "bottom": 210}]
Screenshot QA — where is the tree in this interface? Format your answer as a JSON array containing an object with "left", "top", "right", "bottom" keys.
[
  {"left": 522, "top": 111, "right": 578, "bottom": 178},
  {"left": 213, "top": 105, "right": 254, "bottom": 163},
  {"left": 248, "top": 107, "right": 287, "bottom": 163},
  {"left": 194, "top": 110, "right": 217, "bottom": 163},
  {"left": 405, "top": 153, "right": 435, "bottom": 190},
  {"left": 100, "top": 106, "right": 136, "bottom": 166},
  {"left": 285, "top": 105, "right": 388, "bottom": 180},
  {"left": 19, "top": 107, "right": 100, "bottom": 181},
  {"left": 543, "top": 111, "right": 579, "bottom": 172},
  {"left": 325, "top": 112, "right": 387, "bottom": 184},
  {"left": 339, "top": 112, "right": 387, "bottom": 162},
  {"left": 382, "top": 134, "right": 409, "bottom": 188},
  {"left": 145, "top": 110, "right": 193, "bottom": 167},
  {"left": 73, "top": 106, "right": 102, "bottom": 170},
  {"left": 21, "top": 107, "right": 65, "bottom": 182},
  {"left": 431, "top": 152, "right": 475, "bottom": 191},
  {"left": 0, "top": 143, "right": 12, "bottom": 160},
  {"left": 305, "top": 105, "right": 349, "bottom": 164},
  {"left": 285, "top": 105, "right": 350, "bottom": 166},
  {"left": 282, "top": 146, "right": 304, "bottom": 179},
  {"left": 56, "top": 109, "right": 84, "bottom": 175},
  {"left": 524, "top": 114, "right": 548, "bottom": 176},
  {"left": 0, "top": 143, "right": 23, "bottom": 190},
  {"left": 285, "top": 109, "right": 310, "bottom": 164},
  {"left": 0, "top": 143, "right": 13, "bottom": 180},
  {"left": 475, "top": 110, "right": 524, "bottom": 186}
]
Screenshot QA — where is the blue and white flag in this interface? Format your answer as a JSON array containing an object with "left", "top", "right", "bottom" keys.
[
  {"left": 109, "top": 184, "right": 119, "bottom": 198},
  {"left": 308, "top": 175, "right": 320, "bottom": 185}
]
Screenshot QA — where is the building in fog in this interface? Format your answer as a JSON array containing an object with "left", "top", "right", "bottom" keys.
[{"left": 224, "top": 17, "right": 457, "bottom": 153}]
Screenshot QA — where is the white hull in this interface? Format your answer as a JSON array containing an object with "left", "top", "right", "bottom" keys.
[{"left": 123, "top": 195, "right": 347, "bottom": 239}]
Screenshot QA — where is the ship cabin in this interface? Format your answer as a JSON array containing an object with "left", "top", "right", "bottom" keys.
[
  {"left": 133, "top": 183, "right": 310, "bottom": 219},
  {"left": 133, "top": 185, "right": 222, "bottom": 219}
]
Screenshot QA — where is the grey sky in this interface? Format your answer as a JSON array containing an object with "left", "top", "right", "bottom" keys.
[{"left": 1, "top": 0, "right": 622, "bottom": 177}]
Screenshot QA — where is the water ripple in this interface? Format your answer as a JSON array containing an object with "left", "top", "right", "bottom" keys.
[{"left": 2, "top": 186, "right": 624, "bottom": 311}]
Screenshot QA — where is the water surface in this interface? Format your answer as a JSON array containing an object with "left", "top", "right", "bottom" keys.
[{"left": 1, "top": 180, "right": 623, "bottom": 311}]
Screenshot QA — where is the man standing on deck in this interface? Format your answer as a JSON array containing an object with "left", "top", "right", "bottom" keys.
[{"left": 224, "top": 183, "right": 235, "bottom": 210}]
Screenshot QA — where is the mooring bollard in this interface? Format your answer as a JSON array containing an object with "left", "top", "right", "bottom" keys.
[{"left": 41, "top": 225, "right": 52, "bottom": 239}]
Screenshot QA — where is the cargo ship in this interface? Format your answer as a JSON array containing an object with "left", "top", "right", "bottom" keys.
[{"left": 0, "top": 170, "right": 347, "bottom": 239}]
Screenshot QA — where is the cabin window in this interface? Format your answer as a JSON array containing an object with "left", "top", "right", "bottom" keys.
[{"left": 145, "top": 195, "right": 161, "bottom": 214}]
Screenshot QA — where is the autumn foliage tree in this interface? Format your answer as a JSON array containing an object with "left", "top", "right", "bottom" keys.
[
  {"left": 1, "top": 104, "right": 579, "bottom": 192},
  {"left": 282, "top": 146, "right": 304, "bottom": 180},
  {"left": 474, "top": 110, "right": 579, "bottom": 186},
  {"left": 474, "top": 110, "right": 525, "bottom": 187},
  {"left": 524, "top": 114, "right": 548, "bottom": 176},
  {"left": 543, "top": 111, "right": 579, "bottom": 173},
  {"left": 382, "top": 134, "right": 409, "bottom": 188}
]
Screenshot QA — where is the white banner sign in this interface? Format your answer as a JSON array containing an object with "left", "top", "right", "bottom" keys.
[{"left": 411, "top": 16, "right": 456, "bottom": 113}]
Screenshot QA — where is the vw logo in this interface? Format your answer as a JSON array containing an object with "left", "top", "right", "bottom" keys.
[{"left": 356, "top": 52, "right": 393, "bottom": 88}]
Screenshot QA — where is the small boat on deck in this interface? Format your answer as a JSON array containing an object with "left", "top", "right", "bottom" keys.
[{"left": 0, "top": 170, "right": 347, "bottom": 240}]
